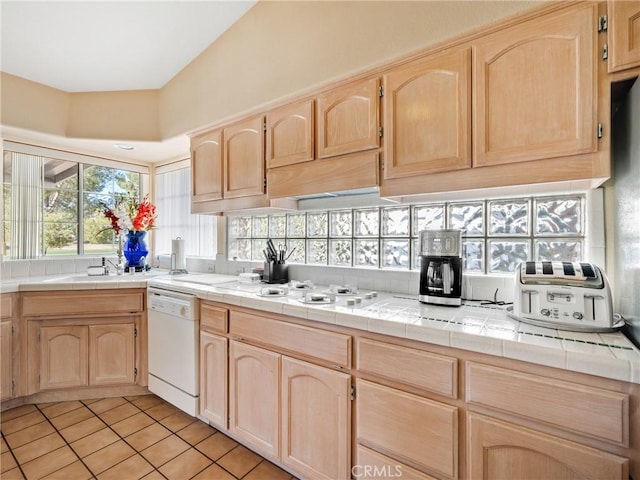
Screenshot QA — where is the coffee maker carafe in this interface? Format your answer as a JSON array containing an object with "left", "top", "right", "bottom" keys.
[{"left": 419, "top": 229, "right": 463, "bottom": 306}]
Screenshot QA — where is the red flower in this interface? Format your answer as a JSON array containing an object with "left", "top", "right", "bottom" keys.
[{"left": 102, "top": 194, "right": 157, "bottom": 234}]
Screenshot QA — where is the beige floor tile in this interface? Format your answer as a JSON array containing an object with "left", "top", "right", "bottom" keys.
[
  {"left": 140, "top": 470, "right": 167, "bottom": 480},
  {"left": 140, "top": 434, "right": 190, "bottom": 467},
  {"left": 159, "top": 448, "right": 212, "bottom": 480},
  {"left": 126, "top": 423, "right": 172, "bottom": 451},
  {"left": 217, "top": 445, "right": 262, "bottom": 479},
  {"left": 110, "top": 412, "right": 155, "bottom": 437},
  {"left": 0, "top": 411, "right": 46, "bottom": 435},
  {"left": 49, "top": 406, "right": 93, "bottom": 430},
  {"left": 176, "top": 420, "right": 216, "bottom": 445},
  {"left": 12, "top": 432, "right": 65, "bottom": 465},
  {"left": 97, "top": 454, "right": 154, "bottom": 480},
  {"left": 21, "top": 445, "right": 77, "bottom": 479},
  {"left": 195, "top": 432, "right": 238, "bottom": 461},
  {"left": 59, "top": 416, "right": 105, "bottom": 443},
  {"left": 41, "top": 460, "right": 93, "bottom": 480},
  {"left": 83, "top": 440, "right": 135, "bottom": 475},
  {"left": 126, "top": 395, "right": 163, "bottom": 411},
  {"left": 82, "top": 398, "right": 102, "bottom": 405},
  {"left": 5, "top": 421, "right": 55, "bottom": 449},
  {"left": 1, "top": 436, "right": 8, "bottom": 453},
  {"left": 39, "top": 400, "right": 83, "bottom": 419},
  {"left": 158, "top": 410, "right": 197, "bottom": 432},
  {"left": 243, "top": 460, "right": 292, "bottom": 480},
  {"left": 86, "top": 397, "right": 127, "bottom": 414},
  {"left": 145, "top": 402, "right": 181, "bottom": 421},
  {"left": 0, "top": 404, "right": 37, "bottom": 422},
  {"left": 1, "top": 467, "right": 25, "bottom": 480},
  {"left": 1, "top": 450, "right": 18, "bottom": 473},
  {"left": 191, "top": 463, "right": 236, "bottom": 480},
  {"left": 71, "top": 427, "right": 120, "bottom": 458},
  {"left": 99, "top": 402, "right": 140, "bottom": 425}
]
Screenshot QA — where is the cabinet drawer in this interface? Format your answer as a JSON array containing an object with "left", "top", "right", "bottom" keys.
[
  {"left": 22, "top": 291, "right": 144, "bottom": 317},
  {"left": 1, "top": 294, "right": 13, "bottom": 319},
  {"left": 200, "top": 303, "right": 228, "bottom": 333},
  {"left": 356, "top": 379, "right": 458, "bottom": 479},
  {"left": 356, "top": 445, "right": 437, "bottom": 480},
  {"left": 466, "top": 363, "right": 629, "bottom": 446},
  {"left": 357, "top": 338, "right": 457, "bottom": 398},
  {"left": 229, "top": 310, "right": 351, "bottom": 368}
]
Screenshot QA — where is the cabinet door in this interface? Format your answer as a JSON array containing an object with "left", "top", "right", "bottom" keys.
[
  {"left": 1, "top": 320, "right": 12, "bottom": 400},
  {"left": 281, "top": 356, "right": 351, "bottom": 480},
  {"left": 356, "top": 379, "right": 458, "bottom": 479},
  {"left": 383, "top": 48, "right": 471, "bottom": 179},
  {"left": 89, "top": 324, "right": 135, "bottom": 386},
  {"left": 191, "top": 129, "right": 223, "bottom": 203},
  {"left": 40, "top": 326, "right": 88, "bottom": 390},
  {"left": 229, "top": 341, "right": 280, "bottom": 458},
  {"left": 473, "top": 3, "right": 596, "bottom": 167},
  {"left": 200, "top": 331, "right": 227, "bottom": 430},
  {"left": 467, "top": 413, "right": 629, "bottom": 480},
  {"left": 609, "top": 0, "right": 640, "bottom": 72},
  {"left": 317, "top": 77, "right": 380, "bottom": 158},
  {"left": 223, "top": 115, "right": 265, "bottom": 199},
  {"left": 267, "top": 99, "right": 314, "bottom": 169}
]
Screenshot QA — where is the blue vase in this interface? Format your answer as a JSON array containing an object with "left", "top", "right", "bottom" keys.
[{"left": 123, "top": 230, "right": 148, "bottom": 269}]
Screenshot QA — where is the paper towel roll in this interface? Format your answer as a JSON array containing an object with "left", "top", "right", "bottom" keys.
[{"left": 171, "top": 238, "right": 187, "bottom": 272}]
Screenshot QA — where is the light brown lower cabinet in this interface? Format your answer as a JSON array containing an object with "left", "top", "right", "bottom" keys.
[
  {"left": 356, "top": 379, "right": 458, "bottom": 479},
  {"left": 1, "top": 319, "right": 14, "bottom": 400},
  {"left": 39, "top": 323, "right": 136, "bottom": 391},
  {"left": 89, "top": 324, "right": 135, "bottom": 386},
  {"left": 1, "top": 293, "right": 16, "bottom": 401},
  {"left": 467, "top": 413, "right": 629, "bottom": 480},
  {"left": 281, "top": 356, "right": 350, "bottom": 480},
  {"left": 40, "top": 325, "right": 89, "bottom": 390},
  {"left": 356, "top": 445, "right": 436, "bottom": 480},
  {"left": 228, "top": 340, "right": 351, "bottom": 480},
  {"left": 229, "top": 340, "right": 281, "bottom": 458},
  {"left": 199, "top": 331, "right": 227, "bottom": 430}
]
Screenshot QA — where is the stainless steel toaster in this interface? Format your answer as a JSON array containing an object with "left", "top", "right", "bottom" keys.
[{"left": 512, "top": 261, "right": 617, "bottom": 332}]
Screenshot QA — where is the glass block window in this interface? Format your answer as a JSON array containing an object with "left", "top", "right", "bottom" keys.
[{"left": 227, "top": 194, "right": 586, "bottom": 273}]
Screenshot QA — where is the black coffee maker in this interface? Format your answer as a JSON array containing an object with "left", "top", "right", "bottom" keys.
[{"left": 419, "top": 229, "right": 463, "bottom": 306}]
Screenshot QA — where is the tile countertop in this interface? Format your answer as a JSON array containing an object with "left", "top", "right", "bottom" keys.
[
  {"left": 2, "top": 272, "right": 638, "bottom": 384},
  {"left": 148, "top": 276, "right": 640, "bottom": 385}
]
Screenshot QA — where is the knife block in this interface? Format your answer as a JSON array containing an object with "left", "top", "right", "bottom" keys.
[{"left": 264, "top": 262, "right": 289, "bottom": 284}]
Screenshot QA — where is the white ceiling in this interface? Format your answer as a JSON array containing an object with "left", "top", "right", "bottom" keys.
[
  {"left": 1, "top": 0, "right": 256, "bottom": 92},
  {"left": 0, "top": 1, "right": 255, "bottom": 164}
]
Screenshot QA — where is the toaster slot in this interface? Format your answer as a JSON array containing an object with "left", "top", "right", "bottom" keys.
[
  {"left": 584, "top": 294, "right": 606, "bottom": 322},
  {"left": 562, "top": 262, "right": 576, "bottom": 276},
  {"left": 580, "top": 263, "right": 597, "bottom": 278},
  {"left": 520, "top": 289, "right": 539, "bottom": 314},
  {"left": 542, "top": 262, "right": 553, "bottom": 275}
]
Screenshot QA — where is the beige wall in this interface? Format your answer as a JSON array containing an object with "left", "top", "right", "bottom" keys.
[
  {"left": 1, "top": 1, "right": 540, "bottom": 146},
  {"left": 160, "top": 0, "right": 539, "bottom": 137},
  {"left": 1, "top": 72, "right": 69, "bottom": 136},
  {"left": 67, "top": 90, "right": 160, "bottom": 140}
]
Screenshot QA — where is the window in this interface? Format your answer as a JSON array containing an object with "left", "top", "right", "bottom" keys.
[
  {"left": 227, "top": 194, "right": 587, "bottom": 274},
  {"left": 154, "top": 163, "right": 216, "bottom": 257},
  {"left": 2, "top": 148, "right": 146, "bottom": 258}
]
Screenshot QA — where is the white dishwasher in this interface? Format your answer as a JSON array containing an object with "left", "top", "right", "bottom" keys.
[{"left": 147, "top": 286, "right": 199, "bottom": 416}]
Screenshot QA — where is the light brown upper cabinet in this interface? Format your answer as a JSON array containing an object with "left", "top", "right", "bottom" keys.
[
  {"left": 266, "top": 99, "right": 314, "bottom": 169},
  {"left": 223, "top": 115, "right": 266, "bottom": 199},
  {"left": 383, "top": 48, "right": 471, "bottom": 179},
  {"left": 473, "top": 3, "right": 597, "bottom": 167},
  {"left": 191, "top": 129, "right": 223, "bottom": 204},
  {"left": 316, "top": 77, "right": 380, "bottom": 158},
  {"left": 608, "top": 0, "right": 640, "bottom": 72}
]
